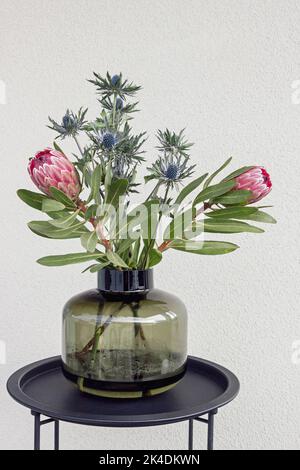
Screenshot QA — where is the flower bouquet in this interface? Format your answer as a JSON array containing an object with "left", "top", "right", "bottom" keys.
[{"left": 17, "top": 72, "right": 276, "bottom": 397}]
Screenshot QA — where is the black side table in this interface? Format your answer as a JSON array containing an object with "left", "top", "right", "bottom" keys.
[{"left": 7, "top": 356, "right": 239, "bottom": 451}]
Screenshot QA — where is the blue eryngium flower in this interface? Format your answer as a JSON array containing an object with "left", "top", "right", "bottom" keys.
[
  {"left": 62, "top": 113, "right": 75, "bottom": 130},
  {"left": 146, "top": 155, "right": 195, "bottom": 187},
  {"left": 111, "top": 75, "right": 120, "bottom": 86},
  {"left": 102, "top": 132, "right": 117, "bottom": 150},
  {"left": 165, "top": 164, "right": 179, "bottom": 181},
  {"left": 116, "top": 97, "right": 123, "bottom": 110}
]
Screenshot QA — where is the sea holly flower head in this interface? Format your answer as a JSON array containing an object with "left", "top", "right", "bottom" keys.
[
  {"left": 146, "top": 129, "right": 195, "bottom": 187},
  {"left": 28, "top": 148, "right": 81, "bottom": 200},
  {"left": 111, "top": 74, "right": 120, "bottom": 86},
  {"left": 48, "top": 108, "right": 87, "bottom": 139},
  {"left": 146, "top": 154, "right": 196, "bottom": 187},
  {"left": 116, "top": 97, "right": 124, "bottom": 110},
  {"left": 101, "top": 131, "right": 118, "bottom": 150},
  {"left": 165, "top": 163, "right": 179, "bottom": 181}
]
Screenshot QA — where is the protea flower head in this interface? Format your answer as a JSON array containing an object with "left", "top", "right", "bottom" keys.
[
  {"left": 234, "top": 166, "right": 272, "bottom": 203},
  {"left": 28, "top": 148, "right": 81, "bottom": 200}
]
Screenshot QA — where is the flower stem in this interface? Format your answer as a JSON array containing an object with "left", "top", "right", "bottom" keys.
[
  {"left": 142, "top": 183, "right": 170, "bottom": 268},
  {"left": 73, "top": 135, "right": 84, "bottom": 157},
  {"left": 157, "top": 202, "right": 210, "bottom": 253}
]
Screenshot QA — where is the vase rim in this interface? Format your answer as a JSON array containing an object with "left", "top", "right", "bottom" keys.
[{"left": 97, "top": 268, "right": 154, "bottom": 292}]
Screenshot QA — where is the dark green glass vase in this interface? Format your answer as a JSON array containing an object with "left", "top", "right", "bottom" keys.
[{"left": 62, "top": 269, "right": 187, "bottom": 398}]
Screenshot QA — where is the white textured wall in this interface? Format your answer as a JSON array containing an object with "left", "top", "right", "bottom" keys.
[{"left": 1, "top": 0, "right": 299, "bottom": 450}]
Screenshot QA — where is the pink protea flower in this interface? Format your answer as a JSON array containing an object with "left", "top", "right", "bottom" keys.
[
  {"left": 28, "top": 148, "right": 81, "bottom": 200},
  {"left": 234, "top": 166, "right": 272, "bottom": 203}
]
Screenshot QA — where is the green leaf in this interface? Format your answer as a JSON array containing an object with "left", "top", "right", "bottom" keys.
[
  {"left": 87, "top": 165, "right": 102, "bottom": 203},
  {"left": 203, "top": 158, "right": 232, "bottom": 189},
  {"left": 41, "top": 199, "right": 66, "bottom": 212},
  {"left": 222, "top": 166, "right": 254, "bottom": 181},
  {"left": 170, "top": 240, "right": 239, "bottom": 255},
  {"left": 80, "top": 231, "right": 98, "bottom": 253},
  {"left": 37, "top": 252, "right": 104, "bottom": 267},
  {"left": 206, "top": 206, "right": 258, "bottom": 219},
  {"left": 214, "top": 190, "right": 252, "bottom": 205},
  {"left": 197, "top": 219, "right": 264, "bottom": 233},
  {"left": 84, "top": 262, "right": 110, "bottom": 273},
  {"left": 17, "top": 189, "right": 47, "bottom": 210},
  {"left": 28, "top": 220, "right": 87, "bottom": 239},
  {"left": 148, "top": 248, "right": 162, "bottom": 268},
  {"left": 85, "top": 204, "right": 98, "bottom": 220},
  {"left": 106, "top": 251, "right": 129, "bottom": 268},
  {"left": 240, "top": 210, "right": 277, "bottom": 224},
  {"left": 175, "top": 173, "right": 208, "bottom": 206},
  {"left": 130, "top": 237, "right": 141, "bottom": 267},
  {"left": 193, "top": 180, "right": 235, "bottom": 206},
  {"left": 117, "top": 237, "right": 136, "bottom": 255},
  {"left": 53, "top": 141, "right": 66, "bottom": 155},
  {"left": 164, "top": 207, "right": 196, "bottom": 240},
  {"left": 105, "top": 178, "right": 128, "bottom": 208},
  {"left": 49, "top": 210, "right": 80, "bottom": 228},
  {"left": 50, "top": 187, "right": 76, "bottom": 209},
  {"left": 104, "top": 161, "right": 113, "bottom": 195}
]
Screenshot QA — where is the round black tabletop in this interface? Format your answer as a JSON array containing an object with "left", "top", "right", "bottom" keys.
[{"left": 7, "top": 356, "right": 239, "bottom": 428}]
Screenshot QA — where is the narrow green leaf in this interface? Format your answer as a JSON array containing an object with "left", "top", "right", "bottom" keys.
[
  {"left": 104, "top": 161, "right": 113, "bottom": 195},
  {"left": 170, "top": 240, "right": 239, "bottom": 255},
  {"left": 87, "top": 165, "right": 102, "bottom": 203},
  {"left": 206, "top": 206, "right": 258, "bottom": 219},
  {"left": 198, "top": 218, "right": 264, "bottom": 233},
  {"left": 37, "top": 252, "right": 104, "bottom": 267},
  {"left": 105, "top": 178, "right": 128, "bottom": 208},
  {"left": 175, "top": 173, "right": 208, "bottom": 206},
  {"left": 164, "top": 207, "right": 196, "bottom": 240},
  {"left": 130, "top": 237, "right": 141, "bottom": 267},
  {"left": 148, "top": 248, "right": 162, "bottom": 268},
  {"left": 222, "top": 166, "right": 254, "bottom": 181},
  {"left": 240, "top": 210, "right": 277, "bottom": 224},
  {"left": 215, "top": 190, "right": 252, "bottom": 205},
  {"left": 203, "top": 158, "right": 232, "bottom": 189},
  {"left": 117, "top": 237, "right": 136, "bottom": 255},
  {"left": 80, "top": 231, "right": 98, "bottom": 252},
  {"left": 49, "top": 210, "right": 80, "bottom": 228},
  {"left": 85, "top": 204, "right": 98, "bottom": 220},
  {"left": 50, "top": 187, "right": 76, "bottom": 209},
  {"left": 53, "top": 141, "right": 66, "bottom": 155},
  {"left": 42, "top": 199, "right": 66, "bottom": 212},
  {"left": 89, "top": 262, "right": 110, "bottom": 273},
  {"left": 106, "top": 251, "right": 129, "bottom": 268},
  {"left": 28, "top": 220, "right": 87, "bottom": 239},
  {"left": 193, "top": 180, "right": 235, "bottom": 206},
  {"left": 17, "top": 189, "right": 47, "bottom": 210}
]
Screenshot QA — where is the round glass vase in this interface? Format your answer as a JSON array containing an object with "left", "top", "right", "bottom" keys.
[{"left": 62, "top": 269, "right": 188, "bottom": 398}]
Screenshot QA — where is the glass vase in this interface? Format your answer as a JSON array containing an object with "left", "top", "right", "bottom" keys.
[{"left": 62, "top": 269, "right": 187, "bottom": 398}]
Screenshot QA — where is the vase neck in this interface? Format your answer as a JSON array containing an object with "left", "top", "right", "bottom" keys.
[{"left": 97, "top": 269, "right": 154, "bottom": 293}]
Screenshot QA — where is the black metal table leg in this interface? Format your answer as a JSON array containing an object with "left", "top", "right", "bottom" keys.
[
  {"left": 31, "top": 411, "right": 60, "bottom": 450},
  {"left": 188, "top": 419, "right": 194, "bottom": 450},
  {"left": 54, "top": 420, "right": 59, "bottom": 450},
  {"left": 207, "top": 410, "right": 218, "bottom": 451},
  {"left": 32, "top": 412, "right": 41, "bottom": 450}
]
